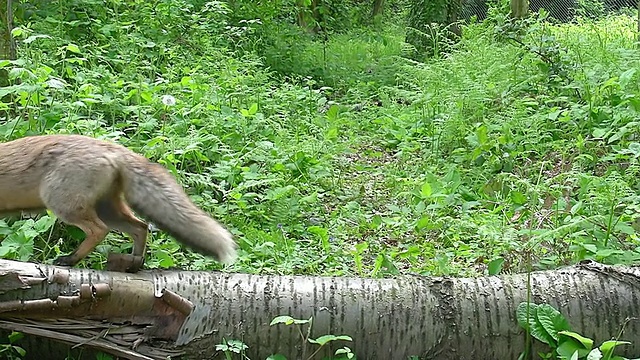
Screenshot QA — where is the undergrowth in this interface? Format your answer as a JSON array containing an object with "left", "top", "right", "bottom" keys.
[{"left": 2, "top": 1, "right": 640, "bottom": 279}]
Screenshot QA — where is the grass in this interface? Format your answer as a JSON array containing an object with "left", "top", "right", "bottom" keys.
[{"left": 2, "top": 3, "right": 640, "bottom": 279}]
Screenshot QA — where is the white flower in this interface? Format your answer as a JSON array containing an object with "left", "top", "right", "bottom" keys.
[{"left": 161, "top": 94, "right": 176, "bottom": 106}]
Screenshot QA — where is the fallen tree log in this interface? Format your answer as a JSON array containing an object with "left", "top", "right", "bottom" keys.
[{"left": 0, "top": 259, "right": 638, "bottom": 359}]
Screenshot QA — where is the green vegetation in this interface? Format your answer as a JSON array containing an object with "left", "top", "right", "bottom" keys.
[
  {"left": 2, "top": 1, "right": 640, "bottom": 279},
  {"left": 216, "top": 315, "right": 355, "bottom": 360},
  {"left": 517, "top": 302, "right": 633, "bottom": 359}
]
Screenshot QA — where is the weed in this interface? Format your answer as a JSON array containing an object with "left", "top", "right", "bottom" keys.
[{"left": 517, "top": 302, "right": 636, "bottom": 360}]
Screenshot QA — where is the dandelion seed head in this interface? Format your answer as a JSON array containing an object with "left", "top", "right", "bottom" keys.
[{"left": 161, "top": 94, "right": 176, "bottom": 106}]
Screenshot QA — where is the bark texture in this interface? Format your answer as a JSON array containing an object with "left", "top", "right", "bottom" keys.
[
  {"left": 510, "top": 0, "right": 528, "bottom": 18},
  {"left": 0, "top": 0, "right": 15, "bottom": 90},
  {"left": 0, "top": 0, "right": 15, "bottom": 61},
  {"left": 0, "top": 259, "right": 638, "bottom": 359},
  {"left": 372, "top": 0, "right": 385, "bottom": 16}
]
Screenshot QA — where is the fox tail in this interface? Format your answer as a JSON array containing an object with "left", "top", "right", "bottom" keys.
[{"left": 120, "top": 158, "right": 237, "bottom": 264}]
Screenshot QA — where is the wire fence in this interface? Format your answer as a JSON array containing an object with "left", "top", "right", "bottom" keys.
[{"left": 459, "top": 0, "right": 638, "bottom": 21}]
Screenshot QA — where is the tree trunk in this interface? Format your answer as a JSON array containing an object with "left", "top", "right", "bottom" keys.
[
  {"left": 0, "top": 259, "right": 639, "bottom": 359},
  {"left": 448, "top": 0, "right": 461, "bottom": 36},
  {"left": 296, "top": 0, "right": 323, "bottom": 33},
  {"left": 296, "top": 0, "right": 308, "bottom": 29},
  {"left": 311, "top": 0, "right": 321, "bottom": 33},
  {"left": 372, "top": 0, "right": 385, "bottom": 16},
  {"left": 510, "top": 0, "right": 529, "bottom": 18},
  {"left": 0, "top": 0, "right": 15, "bottom": 88}
]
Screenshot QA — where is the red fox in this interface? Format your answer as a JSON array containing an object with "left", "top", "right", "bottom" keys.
[{"left": 0, "top": 134, "right": 237, "bottom": 271}]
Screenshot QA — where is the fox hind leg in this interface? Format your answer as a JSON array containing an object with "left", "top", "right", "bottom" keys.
[
  {"left": 95, "top": 195, "right": 148, "bottom": 257},
  {"left": 51, "top": 209, "right": 110, "bottom": 266},
  {"left": 40, "top": 164, "right": 116, "bottom": 266}
]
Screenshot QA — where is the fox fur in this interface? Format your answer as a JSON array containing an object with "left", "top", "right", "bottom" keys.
[{"left": 0, "top": 134, "right": 237, "bottom": 270}]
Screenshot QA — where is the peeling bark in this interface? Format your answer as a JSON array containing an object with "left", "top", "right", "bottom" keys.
[{"left": 0, "top": 260, "right": 638, "bottom": 359}]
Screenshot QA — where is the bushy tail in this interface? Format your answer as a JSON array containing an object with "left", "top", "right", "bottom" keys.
[{"left": 120, "top": 157, "right": 237, "bottom": 264}]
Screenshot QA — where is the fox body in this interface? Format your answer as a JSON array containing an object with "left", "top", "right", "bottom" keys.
[{"left": 0, "top": 134, "right": 237, "bottom": 270}]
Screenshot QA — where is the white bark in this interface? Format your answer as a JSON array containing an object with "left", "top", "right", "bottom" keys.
[{"left": 0, "top": 259, "right": 637, "bottom": 359}]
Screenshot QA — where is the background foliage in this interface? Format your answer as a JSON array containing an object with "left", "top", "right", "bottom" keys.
[{"left": 2, "top": 0, "right": 640, "bottom": 279}]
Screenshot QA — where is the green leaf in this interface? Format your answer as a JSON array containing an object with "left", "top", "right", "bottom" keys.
[
  {"left": 34, "top": 216, "right": 55, "bottom": 233},
  {"left": 270, "top": 315, "right": 310, "bottom": 326},
  {"left": 0, "top": 84, "right": 24, "bottom": 97},
  {"left": 556, "top": 335, "right": 592, "bottom": 359},
  {"left": 595, "top": 249, "right": 621, "bottom": 259},
  {"left": 0, "top": 245, "right": 13, "bottom": 258},
  {"left": 248, "top": 102, "right": 258, "bottom": 115},
  {"left": 516, "top": 302, "right": 559, "bottom": 346},
  {"left": 582, "top": 243, "right": 598, "bottom": 253},
  {"left": 140, "top": 91, "right": 153, "bottom": 103},
  {"left": 270, "top": 315, "right": 294, "bottom": 326},
  {"left": 308, "top": 226, "right": 330, "bottom": 251},
  {"left": 547, "top": 109, "right": 562, "bottom": 120},
  {"left": 487, "top": 257, "right": 504, "bottom": 275},
  {"left": 8, "top": 331, "right": 23, "bottom": 343},
  {"left": 558, "top": 331, "right": 593, "bottom": 349},
  {"left": 6, "top": 68, "right": 27, "bottom": 81},
  {"left": 592, "top": 128, "right": 607, "bottom": 138},
  {"left": 607, "top": 126, "right": 630, "bottom": 144},
  {"left": 510, "top": 191, "right": 527, "bottom": 205},
  {"left": 335, "top": 346, "right": 355, "bottom": 359},
  {"left": 619, "top": 68, "right": 636, "bottom": 89},
  {"left": 95, "top": 352, "right": 114, "bottom": 360},
  {"left": 326, "top": 104, "right": 339, "bottom": 121},
  {"left": 599, "top": 340, "right": 631, "bottom": 354},
  {"left": 614, "top": 222, "right": 635, "bottom": 235},
  {"left": 370, "top": 253, "right": 399, "bottom": 276},
  {"left": 13, "top": 346, "right": 26, "bottom": 357},
  {"left": 570, "top": 201, "right": 583, "bottom": 214},
  {"left": 155, "top": 250, "right": 175, "bottom": 268},
  {"left": 476, "top": 125, "right": 488, "bottom": 145},
  {"left": 10, "top": 27, "right": 23, "bottom": 37},
  {"left": 416, "top": 216, "right": 430, "bottom": 230},
  {"left": 308, "top": 226, "right": 328, "bottom": 240},
  {"left": 0, "top": 225, "right": 11, "bottom": 236},
  {"left": 308, "top": 335, "right": 352, "bottom": 346},
  {"left": 266, "top": 355, "right": 288, "bottom": 360},
  {"left": 536, "top": 304, "right": 571, "bottom": 342},
  {"left": 420, "top": 182, "right": 432, "bottom": 197},
  {"left": 66, "top": 43, "right": 81, "bottom": 53},
  {"left": 325, "top": 126, "right": 339, "bottom": 140},
  {"left": 516, "top": 302, "right": 538, "bottom": 331}
]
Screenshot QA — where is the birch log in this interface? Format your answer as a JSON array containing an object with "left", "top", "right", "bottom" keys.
[{"left": 0, "top": 259, "right": 638, "bottom": 359}]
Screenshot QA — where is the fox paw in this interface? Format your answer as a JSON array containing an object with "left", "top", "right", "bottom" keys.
[{"left": 53, "top": 256, "right": 74, "bottom": 267}]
